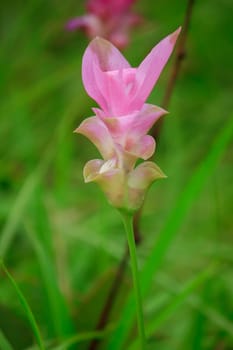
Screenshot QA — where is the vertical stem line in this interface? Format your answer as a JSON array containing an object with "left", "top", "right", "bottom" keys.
[{"left": 121, "top": 212, "right": 146, "bottom": 350}]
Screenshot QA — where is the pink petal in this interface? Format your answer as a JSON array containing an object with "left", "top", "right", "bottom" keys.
[
  {"left": 110, "top": 0, "right": 136, "bottom": 13},
  {"left": 74, "top": 116, "right": 115, "bottom": 159},
  {"left": 95, "top": 104, "right": 166, "bottom": 136},
  {"left": 95, "top": 104, "right": 166, "bottom": 153},
  {"left": 102, "top": 68, "right": 139, "bottom": 115},
  {"left": 130, "top": 104, "right": 167, "bottom": 137},
  {"left": 65, "top": 17, "right": 87, "bottom": 31},
  {"left": 82, "top": 49, "right": 107, "bottom": 110},
  {"left": 87, "top": 0, "right": 135, "bottom": 17},
  {"left": 131, "top": 27, "right": 181, "bottom": 109},
  {"left": 108, "top": 31, "right": 129, "bottom": 50},
  {"left": 126, "top": 135, "right": 156, "bottom": 160},
  {"left": 94, "top": 108, "right": 137, "bottom": 140},
  {"left": 128, "top": 161, "right": 166, "bottom": 190},
  {"left": 99, "top": 69, "right": 130, "bottom": 115},
  {"left": 90, "top": 67, "right": 139, "bottom": 115},
  {"left": 83, "top": 36, "right": 130, "bottom": 73},
  {"left": 82, "top": 37, "right": 131, "bottom": 112},
  {"left": 65, "top": 15, "right": 103, "bottom": 36},
  {"left": 108, "top": 11, "right": 142, "bottom": 49}
]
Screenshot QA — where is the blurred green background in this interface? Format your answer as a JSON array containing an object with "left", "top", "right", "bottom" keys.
[{"left": 0, "top": 0, "right": 233, "bottom": 349}]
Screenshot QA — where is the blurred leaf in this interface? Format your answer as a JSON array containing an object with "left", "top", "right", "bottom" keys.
[
  {"left": 129, "top": 264, "right": 216, "bottom": 349},
  {"left": 24, "top": 220, "right": 74, "bottom": 339},
  {"left": 0, "top": 329, "right": 14, "bottom": 350},
  {"left": 0, "top": 0, "right": 42, "bottom": 56},
  {"left": 0, "top": 149, "right": 51, "bottom": 259},
  {"left": 0, "top": 261, "right": 45, "bottom": 350},
  {"left": 190, "top": 295, "right": 233, "bottom": 338},
  {"left": 51, "top": 326, "right": 114, "bottom": 350},
  {"left": 0, "top": 83, "right": 84, "bottom": 260},
  {"left": 156, "top": 272, "right": 233, "bottom": 339},
  {"left": 1, "top": 61, "right": 78, "bottom": 114}
]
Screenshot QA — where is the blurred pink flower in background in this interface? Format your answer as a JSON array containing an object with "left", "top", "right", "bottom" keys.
[
  {"left": 66, "top": 0, "right": 141, "bottom": 48},
  {"left": 75, "top": 28, "right": 181, "bottom": 212}
]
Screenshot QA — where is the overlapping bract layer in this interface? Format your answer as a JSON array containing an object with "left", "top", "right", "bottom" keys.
[{"left": 76, "top": 28, "right": 181, "bottom": 212}]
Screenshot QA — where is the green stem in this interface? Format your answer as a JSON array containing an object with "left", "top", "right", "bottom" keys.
[{"left": 121, "top": 212, "right": 146, "bottom": 349}]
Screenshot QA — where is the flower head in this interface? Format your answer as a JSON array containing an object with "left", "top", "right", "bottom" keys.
[
  {"left": 75, "top": 28, "right": 181, "bottom": 212},
  {"left": 82, "top": 28, "right": 181, "bottom": 115},
  {"left": 66, "top": 0, "right": 141, "bottom": 49}
]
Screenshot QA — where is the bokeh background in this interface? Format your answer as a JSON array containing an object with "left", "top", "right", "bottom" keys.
[{"left": 0, "top": 0, "right": 233, "bottom": 349}]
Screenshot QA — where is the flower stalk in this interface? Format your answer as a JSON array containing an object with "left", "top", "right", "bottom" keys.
[{"left": 120, "top": 211, "right": 146, "bottom": 349}]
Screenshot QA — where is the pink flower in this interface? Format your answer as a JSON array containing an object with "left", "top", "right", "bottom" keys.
[
  {"left": 81, "top": 28, "right": 181, "bottom": 115},
  {"left": 66, "top": 0, "right": 141, "bottom": 49},
  {"left": 75, "top": 28, "right": 181, "bottom": 212}
]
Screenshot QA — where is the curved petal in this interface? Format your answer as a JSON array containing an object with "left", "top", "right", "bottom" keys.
[
  {"left": 131, "top": 104, "right": 167, "bottom": 137},
  {"left": 82, "top": 37, "right": 131, "bottom": 112},
  {"left": 93, "top": 106, "right": 164, "bottom": 159},
  {"left": 97, "top": 69, "right": 130, "bottom": 115},
  {"left": 126, "top": 135, "right": 156, "bottom": 160},
  {"left": 95, "top": 104, "right": 166, "bottom": 140},
  {"left": 93, "top": 67, "right": 138, "bottom": 115},
  {"left": 82, "top": 51, "right": 108, "bottom": 110},
  {"left": 130, "top": 27, "right": 181, "bottom": 109},
  {"left": 128, "top": 161, "right": 166, "bottom": 190},
  {"left": 84, "top": 157, "right": 126, "bottom": 208},
  {"left": 83, "top": 158, "right": 120, "bottom": 183},
  {"left": 65, "top": 15, "right": 101, "bottom": 36},
  {"left": 66, "top": 16, "right": 87, "bottom": 31},
  {"left": 126, "top": 162, "right": 166, "bottom": 211},
  {"left": 95, "top": 108, "right": 136, "bottom": 139},
  {"left": 98, "top": 167, "right": 125, "bottom": 209},
  {"left": 75, "top": 116, "right": 115, "bottom": 159},
  {"left": 83, "top": 159, "right": 104, "bottom": 182},
  {"left": 86, "top": 37, "right": 131, "bottom": 71},
  {"left": 114, "top": 143, "right": 137, "bottom": 171}
]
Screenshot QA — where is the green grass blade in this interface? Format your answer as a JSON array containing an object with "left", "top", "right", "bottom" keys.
[
  {"left": 0, "top": 150, "right": 51, "bottom": 259},
  {"left": 0, "top": 261, "right": 45, "bottom": 350},
  {"left": 24, "top": 327, "right": 114, "bottom": 350},
  {"left": 27, "top": 325, "right": 113, "bottom": 350},
  {"left": 0, "top": 329, "right": 14, "bottom": 350},
  {"left": 107, "top": 114, "right": 233, "bottom": 349},
  {"left": 189, "top": 295, "right": 233, "bottom": 338},
  {"left": 51, "top": 326, "right": 114, "bottom": 350},
  {"left": 148, "top": 266, "right": 215, "bottom": 334},
  {"left": 24, "top": 222, "right": 74, "bottom": 338},
  {"left": 157, "top": 272, "right": 233, "bottom": 338},
  {"left": 129, "top": 264, "right": 216, "bottom": 349}
]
